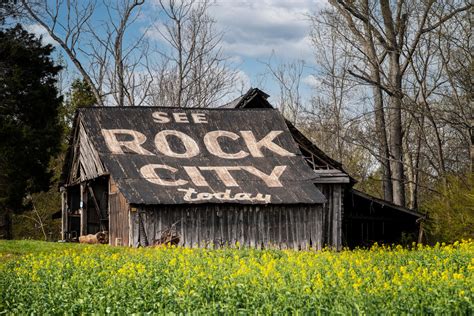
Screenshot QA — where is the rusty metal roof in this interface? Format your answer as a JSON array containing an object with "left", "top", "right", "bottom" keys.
[{"left": 77, "top": 107, "right": 326, "bottom": 205}]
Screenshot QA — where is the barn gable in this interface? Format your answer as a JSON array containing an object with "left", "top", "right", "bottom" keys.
[{"left": 62, "top": 118, "right": 107, "bottom": 185}]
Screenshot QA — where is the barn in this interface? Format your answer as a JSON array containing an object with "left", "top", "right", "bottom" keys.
[{"left": 60, "top": 88, "right": 423, "bottom": 249}]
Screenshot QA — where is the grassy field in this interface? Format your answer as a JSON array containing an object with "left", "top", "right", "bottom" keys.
[{"left": 0, "top": 240, "right": 473, "bottom": 314}]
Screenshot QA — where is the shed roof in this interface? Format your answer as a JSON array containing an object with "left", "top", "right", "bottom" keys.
[{"left": 73, "top": 106, "right": 326, "bottom": 205}]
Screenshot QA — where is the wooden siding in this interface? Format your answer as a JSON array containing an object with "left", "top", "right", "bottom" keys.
[
  {"left": 130, "top": 204, "right": 337, "bottom": 250},
  {"left": 316, "top": 184, "right": 342, "bottom": 250},
  {"left": 68, "top": 120, "right": 106, "bottom": 185},
  {"left": 109, "top": 178, "right": 130, "bottom": 246}
]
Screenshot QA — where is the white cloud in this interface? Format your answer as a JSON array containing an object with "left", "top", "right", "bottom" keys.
[
  {"left": 210, "top": 0, "right": 326, "bottom": 61},
  {"left": 24, "top": 24, "right": 57, "bottom": 46},
  {"left": 227, "top": 55, "right": 244, "bottom": 65},
  {"left": 302, "top": 74, "right": 320, "bottom": 88},
  {"left": 146, "top": 0, "right": 326, "bottom": 61},
  {"left": 219, "top": 69, "right": 252, "bottom": 104}
]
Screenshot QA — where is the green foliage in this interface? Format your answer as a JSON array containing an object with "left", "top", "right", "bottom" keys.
[
  {"left": 0, "top": 24, "right": 63, "bottom": 238},
  {"left": 60, "top": 78, "right": 96, "bottom": 146},
  {"left": 352, "top": 168, "right": 384, "bottom": 199},
  {"left": 69, "top": 78, "right": 96, "bottom": 108},
  {"left": 0, "top": 240, "right": 472, "bottom": 314},
  {"left": 9, "top": 77, "right": 96, "bottom": 240},
  {"left": 423, "top": 174, "right": 474, "bottom": 243},
  {"left": 11, "top": 158, "right": 62, "bottom": 241}
]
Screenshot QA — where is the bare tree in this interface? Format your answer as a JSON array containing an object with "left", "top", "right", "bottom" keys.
[
  {"left": 307, "top": 15, "right": 358, "bottom": 164},
  {"left": 312, "top": 2, "right": 394, "bottom": 201},
  {"left": 20, "top": 0, "right": 150, "bottom": 106},
  {"left": 152, "top": 0, "right": 237, "bottom": 108},
  {"left": 312, "top": 0, "right": 472, "bottom": 206},
  {"left": 261, "top": 56, "right": 305, "bottom": 125}
]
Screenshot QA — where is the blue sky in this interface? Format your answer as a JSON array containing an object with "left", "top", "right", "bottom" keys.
[
  {"left": 207, "top": 0, "right": 325, "bottom": 101},
  {"left": 26, "top": 0, "right": 327, "bottom": 104}
]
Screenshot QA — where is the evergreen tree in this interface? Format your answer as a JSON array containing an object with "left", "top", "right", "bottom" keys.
[
  {"left": 69, "top": 78, "right": 97, "bottom": 108},
  {"left": 0, "top": 24, "right": 63, "bottom": 239},
  {"left": 62, "top": 78, "right": 96, "bottom": 135}
]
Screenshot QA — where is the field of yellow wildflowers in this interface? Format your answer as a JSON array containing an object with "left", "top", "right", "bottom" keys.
[{"left": 0, "top": 240, "right": 472, "bottom": 314}]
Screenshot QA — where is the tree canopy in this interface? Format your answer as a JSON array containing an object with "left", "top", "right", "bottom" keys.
[{"left": 0, "top": 24, "right": 63, "bottom": 238}]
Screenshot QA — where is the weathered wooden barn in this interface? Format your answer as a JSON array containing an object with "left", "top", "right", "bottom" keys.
[{"left": 60, "top": 88, "right": 423, "bottom": 249}]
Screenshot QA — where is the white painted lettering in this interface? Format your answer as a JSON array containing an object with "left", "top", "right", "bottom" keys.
[
  {"left": 139, "top": 164, "right": 188, "bottom": 186},
  {"left": 183, "top": 166, "right": 209, "bottom": 187},
  {"left": 154, "top": 130, "right": 200, "bottom": 158},
  {"left": 199, "top": 166, "right": 240, "bottom": 187},
  {"left": 141, "top": 164, "right": 288, "bottom": 187},
  {"left": 192, "top": 113, "right": 208, "bottom": 123},
  {"left": 177, "top": 188, "right": 271, "bottom": 203},
  {"left": 173, "top": 113, "right": 189, "bottom": 123},
  {"left": 197, "top": 192, "right": 213, "bottom": 200},
  {"left": 240, "top": 131, "right": 295, "bottom": 157},
  {"left": 203, "top": 131, "right": 249, "bottom": 159},
  {"left": 152, "top": 111, "right": 171, "bottom": 123},
  {"left": 234, "top": 192, "right": 251, "bottom": 200},
  {"left": 241, "top": 165, "right": 286, "bottom": 187},
  {"left": 101, "top": 129, "right": 154, "bottom": 155}
]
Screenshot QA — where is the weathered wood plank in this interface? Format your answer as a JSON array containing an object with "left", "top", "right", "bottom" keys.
[
  {"left": 126, "top": 201, "right": 339, "bottom": 251},
  {"left": 183, "top": 210, "right": 190, "bottom": 247},
  {"left": 282, "top": 208, "right": 288, "bottom": 250},
  {"left": 316, "top": 206, "right": 323, "bottom": 250},
  {"left": 238, "top": 208, "right": 244, "bottom": 247},
  {"left": 218, "top": 209, "right": 225, "bottom": 247},
  {"left": 333, "top": 185, "right": 341, "bottom": 250},
  {"left": 288, "top": 209, "right": 296, "bottom": 249},
  {"left": 278, "top": 208, "right": 282, "bottom": 249},
  {"left": 301, "top": 207, "right": 307, "bottom": 249},
  {"left": 258, "top": 207, "right": 264, "bottom": 249},
  {"left": 252, "top": 208, "right": 257, "bottom": 248},
  {"left": 132, "top": 211, "right": 140, "bottom": 247},
  {"left": 195, "top": 208, "right": 200, "bottom": 248},
  {"left": 210, "top": 206, "right": 215, "bottom": 248}
]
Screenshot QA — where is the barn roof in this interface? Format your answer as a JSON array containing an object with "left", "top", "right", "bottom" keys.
[
  {"left": 220, "top": 88, "right": 352, "bottom": 179},
  {"left": 68, "top": 106, "right": 327, "bottom": 205}
]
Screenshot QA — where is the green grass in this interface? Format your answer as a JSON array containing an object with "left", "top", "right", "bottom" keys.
[
  {"left": 0, "top": 240, "right": 87, "bottom": 262},
  {"left": 0, "top": 240, "right": 473, "bottom": 314}
]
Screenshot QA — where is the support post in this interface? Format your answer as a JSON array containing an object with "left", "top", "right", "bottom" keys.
[
  {"left": 60, "top": 187, "right": 67, "bottom": 240},
  {"left": 80, "top": 182, "right": 87, "bottom": 236}
]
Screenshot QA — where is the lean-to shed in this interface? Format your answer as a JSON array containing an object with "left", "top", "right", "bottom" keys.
[{"left": 60, "top": 105, "right": 344, "bottom": 249}]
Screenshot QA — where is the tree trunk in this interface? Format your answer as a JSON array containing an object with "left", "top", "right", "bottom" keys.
[
  {"left": 361, "top": 1, "right": 393, "bottom": 202},
  {"left": 372, "top": 73, "right": 393, "bottom": 202},
  {"left": 471, "top": 117, "right": 474, "bottom": 173},
  {"left": 388, "top": 58, "right": 406, "bottom": 207},
  {"left": 380, "top": 0, "right": 406, "bottom": 206},
  {"left": 411, "top": 117, "right": 423, "bottom": 210},
  {"left": 0, "top": 212, "right": 13, "bottom": 240}
]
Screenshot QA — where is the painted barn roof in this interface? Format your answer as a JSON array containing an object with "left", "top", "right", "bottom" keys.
[
  {"left": 220, "top": 88, "right": 351, "bottom": 175},
  {"left": 69, "top": 107, "right": 326, "bottom": 205}
]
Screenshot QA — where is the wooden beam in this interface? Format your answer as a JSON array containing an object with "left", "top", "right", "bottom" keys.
[
  {"left": 60, "top": 187, "right": 67, "bottom": 240},
  {"left": 80, "top": 182, "right": 87, "bottom": 236},
  {"left": 87, "top": 184, "right": 105, "bottom": 231}
]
